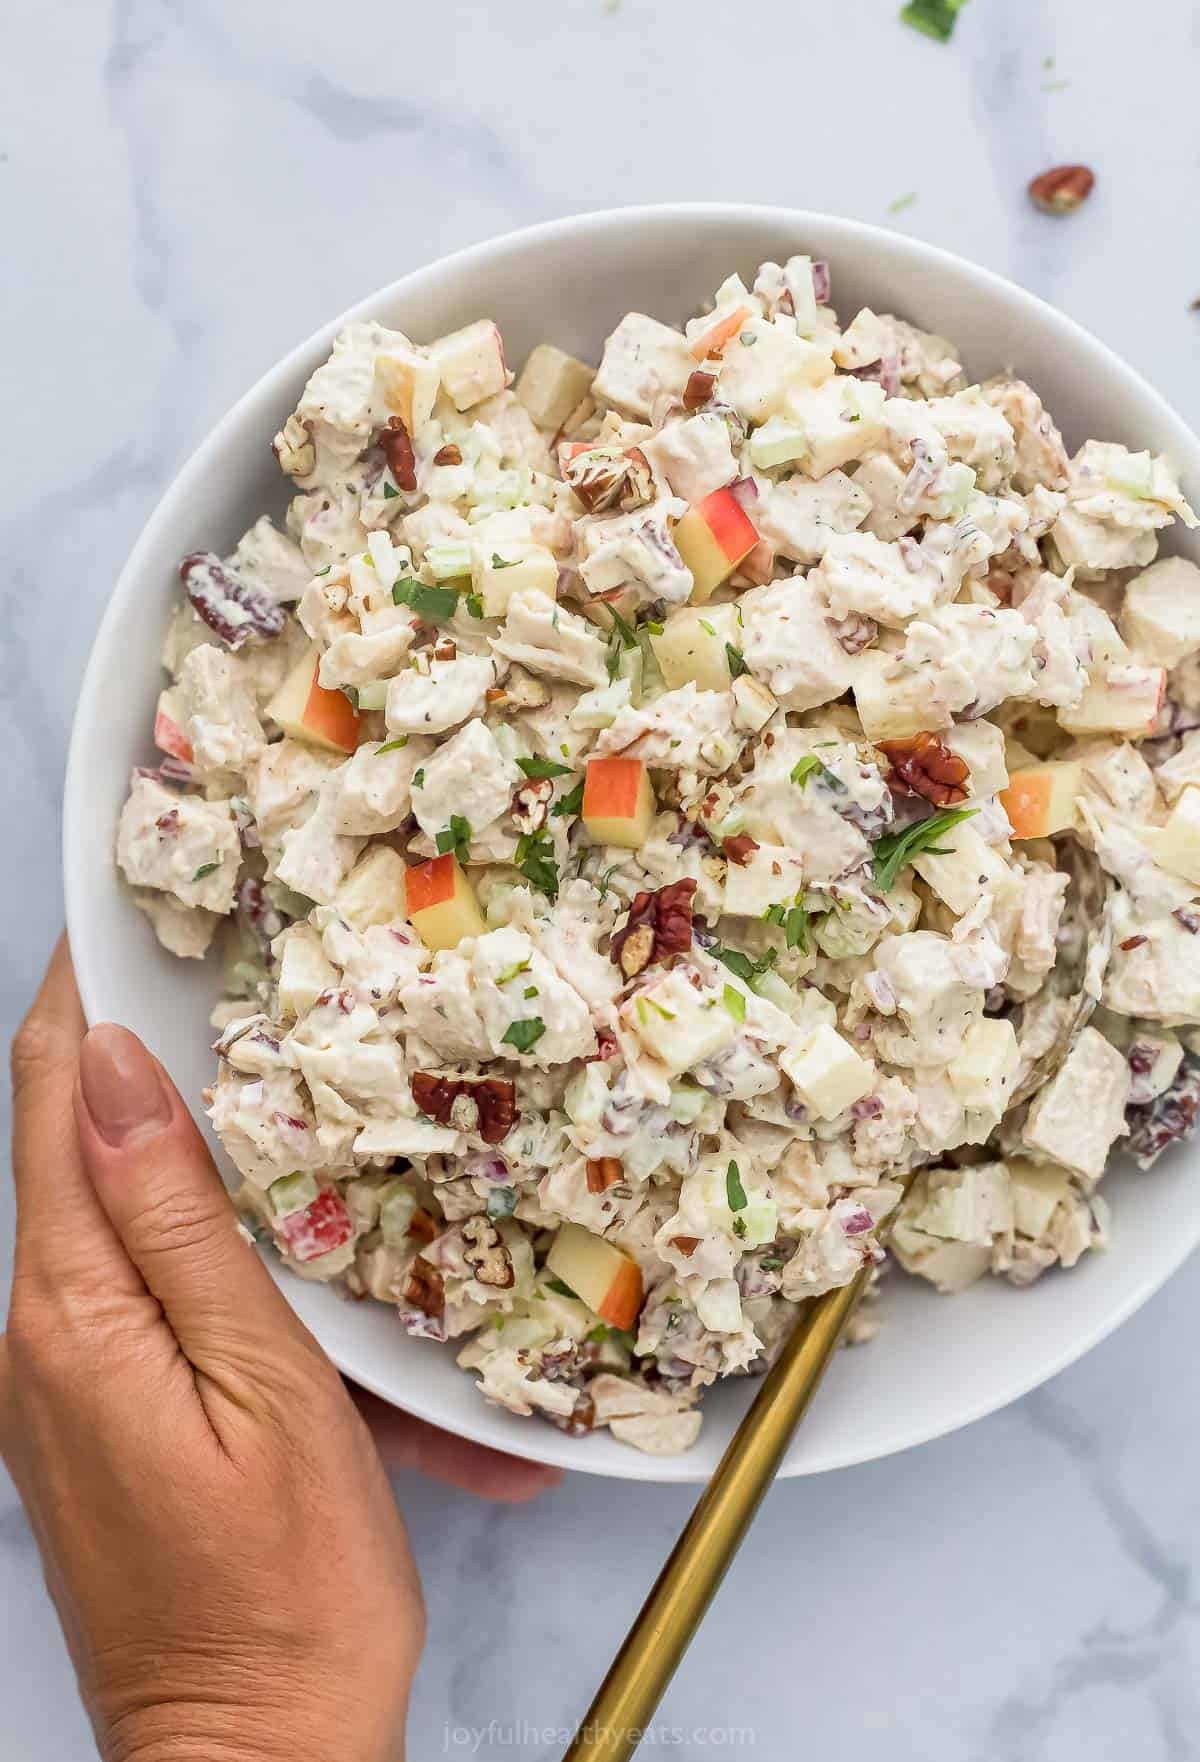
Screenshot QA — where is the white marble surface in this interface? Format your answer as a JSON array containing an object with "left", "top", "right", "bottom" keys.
[{"left": 4, "top": 0, "right": 1200, "bottom": 1755}]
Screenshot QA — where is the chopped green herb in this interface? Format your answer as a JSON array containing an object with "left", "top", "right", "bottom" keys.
[
  {"left": 872, "top": 806, "right": 977, "bottom": 890},
  {"left": 605, "top": 603, "right": 639, "bottom": 649},
  {"left": 553, "top": 778, "right": 585, "bottom": 819},
  {"left": 412, "top": 768, "right": 425, "bottom": 789},
  {"left": 790, "top": 754, "right": 843, "bottom": 792},
  {"left": 465, "top": 592, "right": 485, "bottom": 619},
  {"left": 375, "top": 736, "right": 409, "bottom": 754},
  {"left": 760, "top": 1255, "right": 784, "bottom": 1271},
  {"left": 546, "top": 1276, "right": 578, "bottom": 1299},
  {"left": 502, "top": 1017, "right": 546, "bottom": 1054},
  {"left": 315, "top": 565, "right": 332, "bottom": 577},
  {"left": 712, "top": 942, "right": 777, "bottom": 985},
  {"left": 726, "top": 1159, "right": 748, "bottom": 1213},
  {"left": 392, "top": 578, "right": 459, "bottom": 622},
  {"left": 739, "top": 331, "right": 758, "bottom": 347},
  {"left": 725, "top": 643, "right": 748, "bottom": 679},
  {"left": 723, "top": 983, "right": 747, "bottom": 1023},
  {"left": 699, "top": 619, "right": 716, "bottom": 637},
  {"left": 784, "top": 901, "right": 810, "bottom": 953},
  {"left": 496, "top": 957, "right": 532, "bottom": 986},
  {"left": 192, "top": 861, "right": 219, "bottom": 881},
  {"left": 436, "top": 814, "right": 473, "bottom": 865},
  {"left": 898, "top": 0, "right": 968, "bottom": 43},
  {"left": 646, "top": 619, "right": 665, "bottom": 635},
  {"left": 888, "top": 191, "right": 919, "bottom": 214},
  {"left": 645, "top": 997, "right": 676, "bottom": 1021},
  {"left": 517, "top": 755, "right": 571, "bottom": 779},
  {"left": 383, "top": 481, "right": 400, "bottom": 500},
  {"left": 733, "top": 1216, "right": 748, "bottom": 1240},
  {"left": 491, "top": 552, "right": 517, "bottom": 570},
  {"left": 523, "top": 985, "right": 538, "bottom": 999},
  {"left": 516, "top": 827, "right": 560, "bottom": 900},
  {"left": 585, "top": 1323, "right": 610, "bottom": 1343}
]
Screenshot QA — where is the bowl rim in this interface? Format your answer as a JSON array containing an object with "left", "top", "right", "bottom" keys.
[{"left": 64, "top": 201, "right": 1200, "bottom": 1482}]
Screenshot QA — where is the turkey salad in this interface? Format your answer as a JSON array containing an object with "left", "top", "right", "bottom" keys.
[{"left": 117, "top": 256, "right": 1200, "bottom": 1455}]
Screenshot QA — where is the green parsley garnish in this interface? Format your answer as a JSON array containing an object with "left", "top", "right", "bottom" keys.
[
  {"left": 791, "top": 754, "right": 843, "bottom": 791},
  {"left": 605, "top": 603, "right": 639, "bottom": 649},
  {"left": 491, "top": 553, "right": 517, "bottom": 570},
  {"left": 760, "top": 1255, "right": 784, "bottom": 1271},
  {"left": 872, "top": 806, "right": 977, "bottom": 890},
  {"left": 383, "top": 482, "right": 400, "bottom": 500},
  {"left": 585, "top": 1323, "right": 610, "bottom": 1344},
  {"left": 392, "top": 578, "right": 459, "bottom": 621},
  {"left": 712, "top": 942, "right": 777, "bottom": 985},
  {"left": 733, "top": 1216, "right": 748, "bottom": 1239},
  {"left": 516, "top": 827, "right": 560, "bottom": 899},
  {"left": 523, "top": 985, "right": 538, "bottom": 999},
  {"left": 436, "top": 815, "right": 473, "bottom": 865},
  {"left": 412, "top": 768, "right": 425, "bottom": 788},
  {"left": 192, "top": 861, "right": 219, "bottom": 880},
  {"left": 725, "top": 643, "right": 748, "bottom": 679},
  {"left": 376, "top": 737, "right": 409, "bottom": 754},
  {"left": 726, "top": 1159, "right": 748, "bottom": 1213},
  {"left": 546, "top": 1276, "right": 578, "bottom": 1299},
  {"left": 699, "top": 619, "right": 716, "bottom": 637},
  {"left": 552, "top": 778, "right": 585, "bottom": 819},
  {"left": 517, "top": 755, "right": 571, "bottom": 780},
  {"left": 722, "top": 984, "right": 746, "bottom": 1023},
  {"left": 502, "top": 1017, "right": 546, "bottom": 1054},
  {"left": 465, "top": 592, "right": 485, "bottom": 619},
  {"left": 497, "top": 957, "right": 532, "bottom": 985},
  {"left": 646, "top": 619, "right": 665, "bottom": 635},
  {"left": 898, "top": 0, "right": 967, "bottom": 43},
  {"left": 314, "top": 565, "right": 332, "bottom": 577}
]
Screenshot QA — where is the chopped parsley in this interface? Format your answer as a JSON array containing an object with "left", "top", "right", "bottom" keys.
[
  {"left": 412, "top": 768, "right": 425, "bottom": 789},
  {"left": 725, "top": 643, "right": 748, "bottom": 679},
  {"left": 699, "top": 619, "right": 716, "bottom": 637},
  {"left": 726, "top": 1159, "right": 748, "bottom": 1213},
  {"left": 722, "top": 983, "right": 747, "bottom": 1023},
  {"left": 552, "top": 777, "right": 585, "bottom": 819},
  {"left": 766, "top": 897, "right": 811, "bottom": 953},
  {"left": 192, "top": 861, "right": 219, "bottom": 880},
  {"left": 791, "top": 754, "right": 842, "bottom": 790},
  {"left": 376, "top": 736, "right": 409, "bottom": 754},
  {"left": 465, "top": 592, "right": 485, "bottom": 619},
  {"left": 546, "top": 1276, "right": 578, "bottom": 1299},
  {"left": 502, "top": 1017, "right": 546, "bottom": 1054},
  {"left": 585, "top": 1323, "right": 610, "bottom": 1343},
  {"left": 711, "top": 941, "right": 777, "bottom": 985},
  {"left": 314, "top": 565, "right": 332, "bottom": 577},
  {"left": 383, "top": 481, "right": 400, "bottom": 500},
  {"left": 887, "top": 191, "right": 919, "bottom": 214},
  {"left": 646, "top": 619, "right": 665, "bottom": 635},
  {"left": 760, "top": 1255, "right": 785, "bottom": 1272},
  {"left": 605, "top": 603, "right": 639, "bottom": 648},
  {"left": 496, "top": 956, "right": 532, "bottom": 986},
  {"left": 435, "top": 815, "right": 473, "bottom": 865},
  {"left": 733, "top": 1216, "right": 748, "bottom": 1240},
  {"left": 898, "top": 0, "right": 968, "bottom": 43},
  {"left": 491, "top": 552, "right": 517, "bottom": 570},
  {"left": 523, "top": 985, "right": 538, "bottom": 999},
  {"left": 872, "top": 806, "right": 977, "bottom": 890},
  {"left": 516, "top": 827, "right": 560, "bottom": 900},
  {"left": 517, "top": 755, "right": 572, "bottom": 780},
  {"left": 392, "top": 578, "right": 459, "bottom": 621}
]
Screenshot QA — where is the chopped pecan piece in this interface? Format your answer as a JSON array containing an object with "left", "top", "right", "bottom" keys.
[
  {"left": 670, "top": 1235, "right": 701, "bottom": 1258},
  {"left": 403, "top": 1257, "right": 445, "bottom": 1316},
  {"left": 380, "top": 417, "right": 418, "bottom": 491},
  {"left": 1120, "top": 935, "right": 1147, "bottom": 952},
  {"left": 683, "top": 369, "right": 717, "bottom": 412},
  {"left": 433, "top": 443, "right": 463, "bottom": 466},
  {"left": 563, "top": 445, "right": 654, "bottom": 514},
  {"left": 511, "top": 775, "right": 553, "bottom": 835},
  {"left": 551, "top": 1391, "right": 597, "bottom": 1437},
  {"left": 461, "top": 1216, "right": 516, "bottom": 1289},
  {"left": 586, "top": 1157, "right": 623, "bottom": 1194},
  {"left": 722, "top": 834, "right": 760, "bottom": 866},
  {"left": 432, "top": 637, "right": 458, "bottom": 662},
  {"left": 878, "top": 733, "right": 969, "bottom": 807},
  {"left": 411, "top": 1072, "right": 516, "bottom": 1144},
  {"left": 609, "top": 878, "right": 698, "bottom": 978},
  {"left": 180, "top": 551, "right": 286, "bottom": 649},
  {"left": 1028, "top": 164, "right": 1094, "bottom": 215},
  {"left": 408, "top": 1206, "right": 439, "bottom": 1246}
]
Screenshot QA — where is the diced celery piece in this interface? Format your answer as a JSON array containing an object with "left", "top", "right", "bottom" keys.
[
  {"left": 269, "top": 1169, "right": 319, "bottom": 1218},
  {"left": 425, "top": 540, "right": 473, "bottom": 581},
  {"left": 1106, "top": 450, "right": 1154, "bottom": 499},
  {"left": 379, "top": 1180, "right": 419, "bottom": 1246},
  {"left": 749, "top": 417, "right": 809, "bottom": 470},
  {"left": 667, "top": 1081, "right": 708, "bottom": 1125},
  {"left": 486, "top": 1186, "right": 518, "bottom": 1221},
  {"left": 355, "top": 680, "right": 391, "bottom": 711},
  {"left": 751, "top": 968, "right": 797, "bottom": 1012}
]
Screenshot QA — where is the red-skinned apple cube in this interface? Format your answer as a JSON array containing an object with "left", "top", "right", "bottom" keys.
[
  {"left": 275, "top": 1189, "right": 354, "bottom": 1263},
  {"left": 545, "top": 1222, "right": 644, "bottom": 1331},
  {"left": 674, "top": 487, "right": 759, "bottom": 603},
  {"left": 154, "top": 691, "right": 194, "bottom": 764},
  {"left": 406, "top": 853, "right": 487, "bottom": 950},
  {"left": 267, "top": 647, "right": 361, "bottom": 754},
  {"left": 1000, "top": 761, "right": 1083, "bottom": 839},
  {"left": 582, "top": 758, "right": 656, "bottom": 849},
  {"left": 690, "top": 305, "right": 753, "bottom": 361}
]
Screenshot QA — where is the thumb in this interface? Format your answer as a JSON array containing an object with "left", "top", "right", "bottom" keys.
[{"left": 73, "top": 1024, "right": 313, "bottom": 1377}]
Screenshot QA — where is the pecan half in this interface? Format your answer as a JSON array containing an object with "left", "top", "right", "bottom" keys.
[
  {"left": 461, "top": 1216, "right": 515, "bottom": 1289},
  {"left": 609, "top": 878, "right": 697, "bottom": 978},
  {"left": 683, "top": 369, "right": 717, "bottom": 412},
  {"left": 380, "top": 417, "right": 418, "bottom": 491},
  {"left": 180, "top": 552, "right": 286, "bottom": 649},
  {"left": 433, "top": 443, "right": 463, "bottom": 466},
  {"left": 511, "top": 775, "right": 553, "bottom": 835},
  {"left": 878, "top": 733, "right": 969, "bottom": 806},
  {"left": 722, "top": 834, "right": 760, "bottom": 866},
  {"left": 586, "top": 1157, "right": 623, "bottom": 1194},
  {"left": 411, "top": 1072, "right": 516, "bottom": 1145},
  {"left": 403, "top": 1257, "right": 445, "bottom": 1316},
  {"left": 563, "top": 445, "right": 654, "bottom": 514},
  {"left": 1028, "top": 164, "right": 1094, "bottom": 215}
]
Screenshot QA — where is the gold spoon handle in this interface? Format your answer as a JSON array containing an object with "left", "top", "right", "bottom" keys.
[{"left": 562, "top": 1263, "right": 872, "bottom": 1762}]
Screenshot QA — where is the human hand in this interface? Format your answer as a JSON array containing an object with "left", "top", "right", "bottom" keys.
[{"left": 1, "top": 940, "right": 560, "bottom": 1762}]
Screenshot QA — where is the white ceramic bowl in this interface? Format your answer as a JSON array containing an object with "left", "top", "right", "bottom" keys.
[{"left": 64, "top": 204, "right": 1200, "bottom": 1483}]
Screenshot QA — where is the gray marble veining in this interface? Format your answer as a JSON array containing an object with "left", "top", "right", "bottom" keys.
[{"left": 3, "top": 0, "right": 1200, "bottom": 1755}]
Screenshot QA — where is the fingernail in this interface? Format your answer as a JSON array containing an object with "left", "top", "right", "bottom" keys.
[{"left": 79, "top": 1025, "right": 172, "bottom": 1147}]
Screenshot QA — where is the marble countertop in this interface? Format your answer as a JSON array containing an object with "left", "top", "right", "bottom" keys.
[{"left": 4, "top": 0, "right": 1200, "bottom": 1755}]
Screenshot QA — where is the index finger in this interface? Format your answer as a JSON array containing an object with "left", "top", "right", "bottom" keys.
[{"left": 10, "top": 935, "right": 137, "bottom": 1293}]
